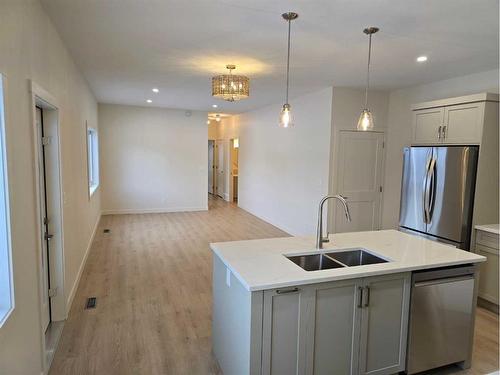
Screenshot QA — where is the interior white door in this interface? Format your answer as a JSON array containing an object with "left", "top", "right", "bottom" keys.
[
  {"left": 216, "top": 140, "right": 225, "bottom": 199},
  {"left": 208, "top": 141, "right": 214, "bottom": 194},
  {"left": 334, "top": 131, "right": 385, "bottom": 233},
  {"left": 36, "top": 107, "right": 51, "bottom": 332}
]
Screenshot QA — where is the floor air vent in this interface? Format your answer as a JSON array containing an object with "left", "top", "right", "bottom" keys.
[
  {"left": 103, "top": 229, "right": 111, "bottom": 233},
  {"left": 85, "top": 297, "right": 97, "bottom": 309}
]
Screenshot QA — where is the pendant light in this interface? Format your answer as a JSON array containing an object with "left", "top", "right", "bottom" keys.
[
  {"left": 279, "top": 12, "right": 298, "bottom": 128},
  {"left": 357, "top": 27, "right": 379, "bottom": 131}
]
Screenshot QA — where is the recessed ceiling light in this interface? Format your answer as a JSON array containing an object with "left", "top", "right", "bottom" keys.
[
  {"left": 146, "top": 99, "right": 152, "bottom": 103},
  {"left": 152, "top": 88, "right": 159, "bottom": 93},
  {"left": 212, "top": 104, "right": 218, "bottom": 108},
  {"left": 416, "top": 56, "right": 428, "bottom": 62},
  {"left": 207, "top": 120, "right": 210, "bottom": 125}
]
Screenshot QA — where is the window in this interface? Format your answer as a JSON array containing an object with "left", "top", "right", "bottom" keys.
[
  {"left": 0, "top": 74, "right": 13, "bottom": 327},
  {"left": 87, "top": 126, "right": 99, "bottom": 196}
]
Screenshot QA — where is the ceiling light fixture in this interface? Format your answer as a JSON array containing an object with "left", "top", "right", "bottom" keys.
[
  {"left": 416, "top": 55, "right": 428, "bottom": 62},
  {"left": 357, "top": 26, "right": 379, "bottom": 131},
  {"left": 152, "top": 88, "right": 159, "bottom": 93},
  {"left": 212, "top": 104, "right": 218, "bottom": 108},
  {"left": 279, "top": 12, "right": 299, "bottom": 128},
  {"left": 212, "top": 65, "right": 249, "bottom": 102},
  {"left": 146, "top": 99, "right": 152, "bottom": 103}
]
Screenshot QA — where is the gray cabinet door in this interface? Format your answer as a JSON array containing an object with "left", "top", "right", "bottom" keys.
[
  {"left": 262, "top": 286, "right": 312, "bottom": 375},
  {"left": 359, "top": 273, "right": 411, "bottom": 375},
  {"left": 309, "top": 279, "right": 362, "bottom": 375}
]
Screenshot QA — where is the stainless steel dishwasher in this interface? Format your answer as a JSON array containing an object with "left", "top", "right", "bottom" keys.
[{"left": 406, "top": 265, "right": 477, "bottom": 374}]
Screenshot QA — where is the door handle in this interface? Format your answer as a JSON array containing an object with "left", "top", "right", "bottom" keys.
[
  {"left": 44, "top": 233, "right": 54, "bottom": 241},
  {"left": 422, "top": 157, "right": 431, "bottom": 223},
  {"left": 427, "top": 158, "right": 436, "bottom": 222}
]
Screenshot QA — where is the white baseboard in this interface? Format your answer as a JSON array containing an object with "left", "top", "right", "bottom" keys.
[
  {"left": 101, "top": 206, "right": 208, "bottom": 215},
  {"left": 65, "top": 214, "right": 101, "bottom": 314},
  {"left": 223, "top": 193, "right": 230, "bottom": 202}
]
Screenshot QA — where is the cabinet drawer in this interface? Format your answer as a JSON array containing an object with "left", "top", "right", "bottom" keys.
[{"left": 476, "top": 230, "right": 499, "bottom": 250}]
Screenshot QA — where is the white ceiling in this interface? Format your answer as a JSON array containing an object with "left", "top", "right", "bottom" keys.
[{"left": 41, "top": 0, "right": 499, "bottom": 113}]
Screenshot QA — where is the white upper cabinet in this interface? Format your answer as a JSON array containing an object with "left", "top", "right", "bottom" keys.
[
  {"left": 443, "top": 102, "right": 483, "bottom": 144},
  {"left": 413, "top": 107, "right": 444, "bottom": 144},
  {"left": 411, "top": 93, "right": 497, "bottom": 145}
]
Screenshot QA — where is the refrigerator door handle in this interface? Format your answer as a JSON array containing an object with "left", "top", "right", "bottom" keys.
[
  {"left": 427, "top": 158, "right": 437, "bottom": 222},
  {"left": 423, "top": 157, "right": 432, "bottom": 223}
]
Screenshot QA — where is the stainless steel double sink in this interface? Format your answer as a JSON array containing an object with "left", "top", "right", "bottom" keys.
[{"left": 287, "top": 248, "right": 388, "bottom": 271}]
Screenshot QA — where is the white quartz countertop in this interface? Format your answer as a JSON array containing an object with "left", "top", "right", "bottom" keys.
[
  {"left": 475, "top": 224, "right": 500, "bottom": 235},
  {"left": 210, "top": 229, "right": 485, "bottom": 291}
]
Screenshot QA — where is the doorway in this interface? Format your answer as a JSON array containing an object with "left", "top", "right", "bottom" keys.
[
  {"left": 215, "top": 140, "right": 225, "bottom": 199},
  {"left": 31, "top": 82, "right": 66, "bottom": 371},
  {"left": 332, "top": 131, "right": 385, "bottom": 232},
  {"left": 208, "top": 139, "right": 225, "bottom": 200},
  {"left": 230, "top": 138, "right": 239, "bottom": 202},
  {"left": 36, "top": 106, "right": 52, "bottom": 332}
]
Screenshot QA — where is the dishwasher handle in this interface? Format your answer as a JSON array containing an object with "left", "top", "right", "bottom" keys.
[{"left": 414, "top": 274, "right": 474, "bottom": 288}]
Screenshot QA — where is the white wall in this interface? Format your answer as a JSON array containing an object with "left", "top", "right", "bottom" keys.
[
  {"left": 382, "top": 69, "right": 499, "bottom": 229},
  {"left": 99, "top": 104, "right": 208, "bottom": 214},
  {"left": 236, "top": 87, "right": 333, "bottom": 236},
  {"left": 0, "top": 1, "right": 101, "bottom": 374}
]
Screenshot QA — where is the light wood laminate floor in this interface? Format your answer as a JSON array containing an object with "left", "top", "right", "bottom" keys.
[{"left": 50, "top": 196, "right": 499, "bottom": 375}]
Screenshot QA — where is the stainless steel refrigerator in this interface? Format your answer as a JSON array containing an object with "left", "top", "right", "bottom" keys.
[{"left": 399, "top": 146, "right": 479, "bottom": 250}]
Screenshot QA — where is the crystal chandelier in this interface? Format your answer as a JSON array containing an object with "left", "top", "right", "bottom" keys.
[{"left": 212, "top": 65, "right": 249, "bottom": 102}]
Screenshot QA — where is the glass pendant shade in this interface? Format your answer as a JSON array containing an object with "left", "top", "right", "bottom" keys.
[
  {"left": 357, "top": 109, "right": 374, "bottom": 131},
  {"left": 279, "top": 12, "right": 298, "bottom": 128},
  {"left": 279, "top": 104, "right": 293, "bottom": 128},
  {"left": 358, "top": 27, "right": 379, "bottom": 131}
]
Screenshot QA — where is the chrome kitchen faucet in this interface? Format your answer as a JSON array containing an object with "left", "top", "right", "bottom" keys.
[{"left": 316, "top": 195, "right": 351, "bottom": 249}]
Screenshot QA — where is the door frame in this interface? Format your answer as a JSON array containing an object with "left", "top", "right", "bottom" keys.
[
  {"left": 328, "top": 130, "right": 386, "bottom": 233},
  {"left": 208, "top": 140, "right": 215, "bottom": 195},
  {"left": 215, "top": 139, "right": 226, "bottom": 200},
  {"left": 229, "top": 138, "right": 238, "bottom": 203},
  {"left": 30, "top": 81, "right": 66, "bottom": 369}
]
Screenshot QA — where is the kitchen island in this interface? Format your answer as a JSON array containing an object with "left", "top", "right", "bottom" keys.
[{"left": 210, "top": 229, "right": 485, "bottom": 375}]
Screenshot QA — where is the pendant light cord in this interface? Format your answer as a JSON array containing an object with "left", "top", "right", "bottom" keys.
[
  {"left": 285, "top": 19, "right": 291, "bottom": 104},
  {"left": 364, "top": 33, "right": 372, "bottom": 109}
]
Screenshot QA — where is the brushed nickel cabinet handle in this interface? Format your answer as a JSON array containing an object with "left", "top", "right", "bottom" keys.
[
  {"left": 364, "top": 286, "right": 370, "bottom": 307},
  {"left": 437, "top": 125, "right": 442, "bottom": 140},
  {"left": 276, "top": 287, "right": 299, "bottom": 294},
  {"left": 357, "top": 286, "right": 363, "bottom": 308}
]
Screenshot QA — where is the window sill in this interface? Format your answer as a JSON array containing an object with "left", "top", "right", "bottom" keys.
[
  {"left": 0, "top": 305, "right": 13, "bottom": 329},
  {"left": 89, "top": 184, "right": 99, "bottom": 198}
]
